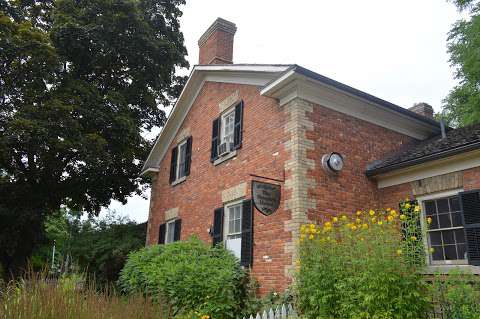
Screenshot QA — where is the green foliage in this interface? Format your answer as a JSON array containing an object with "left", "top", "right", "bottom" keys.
[
  {"left": 119, "top": 237, "right": 253, "bottom": 319},
  {"left": 399, "top": 199, "right": 426, "bottom": 267},
  {"left": 0, "top": 0, "right": 187, "bottom": 274},
  {"left": 30, "top": 210, "right": 147, "bottom": 286},
  {"left": 432, "top": 270, "right": 480, "bottom": 319},
  {"left": 295, "top": 209, "right": 431, "bottom": 319},
  {"left": 442, "top": 0, "right": 480, "bottom": 126}
]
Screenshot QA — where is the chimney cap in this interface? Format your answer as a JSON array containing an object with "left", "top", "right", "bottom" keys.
[{"left": 198, "top": 18, "right": 237, "bottom": 47}]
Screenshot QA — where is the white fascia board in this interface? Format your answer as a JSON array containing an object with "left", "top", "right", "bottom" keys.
[
  {"left": 261, "top": 71, "right": 439, "bottom": 140},
  {"left": 375, "top": 150, "right": 480, "bottom": 188},
  {"left": 141, "top": 65, "right": 289, "bottom": 174}
]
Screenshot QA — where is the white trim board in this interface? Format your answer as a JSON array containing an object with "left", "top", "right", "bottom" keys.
[{"left": 376, "top": 150, "right": 480, "bottom": 188}]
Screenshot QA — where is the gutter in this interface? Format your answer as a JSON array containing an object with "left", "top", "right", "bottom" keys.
[{"left": 366, "top": 141, "right": 480, "bottom": 177}]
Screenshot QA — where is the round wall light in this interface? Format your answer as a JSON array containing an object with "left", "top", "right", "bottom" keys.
[{"left": 322, "top": 152, "right": 344, "bottom": 174}]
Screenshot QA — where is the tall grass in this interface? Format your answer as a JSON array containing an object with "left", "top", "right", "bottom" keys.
[{"left": 0, "top": 272, "right": 166, "bottom": 319}]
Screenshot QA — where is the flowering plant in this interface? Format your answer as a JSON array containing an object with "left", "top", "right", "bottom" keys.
[{"left": 295, "top": 206, "right": 431, "bottom": 318}]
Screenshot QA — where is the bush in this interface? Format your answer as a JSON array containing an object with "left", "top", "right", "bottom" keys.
[
  {"left": 432, "top": 270, "right": 480, "bottom": 319},
  {"left": 295, "top": 207, "right": 432, "bottom": 319},
  {"left": 118, "top": 236, "right": 252, "bottom": 318}
]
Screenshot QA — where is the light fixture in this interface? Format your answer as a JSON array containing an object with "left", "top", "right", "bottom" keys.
[{"left": 322, "top": 152, "right": 344, "bottom": 174}]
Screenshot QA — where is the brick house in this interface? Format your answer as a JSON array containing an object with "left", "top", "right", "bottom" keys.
[{"left": 142, "top": 18, "right": 480, "bottom": 293}]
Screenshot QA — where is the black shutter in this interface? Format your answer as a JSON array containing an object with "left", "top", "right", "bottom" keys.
[
  {"left": 212, "top": 207, "right": 224, "bottom": 246},
  {"left": 184, "top": 137, "right": 192, "bottom": 176},
  {"left": 233, "top": 101, "right": 244, "bottom": 149},
  {"left": 240, "top": 199, "right": 253, "bottom": 267},
  {"left": 169, "top": 146, "right": 178, "bottom": 183},
  {"left": 210, "top": 118, "right": 220, "bottom": 162},
  {"left": 459, "top": 190, "right": 480, "bottom": 266},
  {"left": 173, "top": 219, "right": 182, "bottom": 242},
  {"left": 158, "top": 223, "right": 166, "bottom": 245}
]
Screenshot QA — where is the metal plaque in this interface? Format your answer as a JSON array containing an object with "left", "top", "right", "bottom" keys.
[{"left": 252, "top": 181, "right": 281, "bottom": 216}]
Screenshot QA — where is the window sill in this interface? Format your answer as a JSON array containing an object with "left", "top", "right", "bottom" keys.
[
  {"left": 171, "top": 176, "right": 186, "bottom": 186},
  {"left": 421, "top": 264, "right": 480, "bottom": 275},
  {"left": 213, "top": 150, "right": 237, "bottom": 166}
]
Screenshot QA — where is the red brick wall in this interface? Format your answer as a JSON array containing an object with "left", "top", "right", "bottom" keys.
[
  {"left": 147, "top": 82, "right": 291, "bottom": 293},
  {"left": 305, "top": 102, "right": 416, "bottom": 221},
  {"left": 464, "top": 167, "right": 480, "bottom": 190}
]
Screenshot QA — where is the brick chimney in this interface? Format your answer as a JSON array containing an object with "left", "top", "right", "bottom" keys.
[
  {"left": 409, "top": 102, "right": 434, "bottom": 119},
  {"left": 198, "top": 18, "right": 237, "bottom": 65}
]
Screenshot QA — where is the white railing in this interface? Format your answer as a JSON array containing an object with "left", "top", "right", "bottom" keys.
[{"left": 243, "top": 304, "right": 298, "bottom": 319}]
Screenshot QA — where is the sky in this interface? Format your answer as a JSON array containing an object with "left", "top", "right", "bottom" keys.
[{"left": 107, "top": 0, "right": 463, "bottom": 223}]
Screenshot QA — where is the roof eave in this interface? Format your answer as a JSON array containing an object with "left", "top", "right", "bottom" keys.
[{"left": 366, "top": 141, "right": 480, "bottom": 177}]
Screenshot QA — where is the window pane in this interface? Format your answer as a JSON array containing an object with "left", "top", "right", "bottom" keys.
[
  {"left": 432, "top": 246, "right": 444, "bottom": 260},
  {"left": 428, "top": 214, "right": 439, "bottom": 230},
  {"left": 429, "top": 232, "right": 442, "bottom": 246},
  {"left": 438, "top": 214, "right": 451, "bottom": 228},
  {"left": 229, "top": 220, "right": 234, "bottom": 233},
  {"left": 450, "top": 197, "right": 461, "bottom": 211},
  {"left": 166, "top": 222, "right": 175, "bottom": 243},
  {"left": 457, "top": 244, "right": 467, "bottom": 260},
  {"left": 424, "top": 201, "right": 437, "bottom": 214},
  {"left": 455, "top": 229, "right": 466, "bottom": 243},
  {"left": 444, "top": 245, "right": 457, "bottom": 260},
  {"left": 177, "top": 143, "right": 187, "bottom": 179},
  {"left": 235, "top": 219, "right": 241, "bottom": 233},
  {"left": 442, "top": 230, "right": 455, "bottom": 245},
  {"left": 437, "top": 198, "right": 449, "bottom": 213},
  {"left": 451, "top": 212, "right": 462, "bottom": 227}
]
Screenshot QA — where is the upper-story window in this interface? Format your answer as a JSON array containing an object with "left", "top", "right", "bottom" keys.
[
  {"left": 221, "top": 109, "right": 235, "bottom": 147},
  {"left": 210, "top": 101, "right": 243, "bottom": 164},
  {"left": 418, "top": 189, "right": 480, "bottom": 267},
  {"left": 169, "top": 137, "right": 192, "bottom": 185}
]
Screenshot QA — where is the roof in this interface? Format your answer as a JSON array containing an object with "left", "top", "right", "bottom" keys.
[
  {"left": 366, "top": 123, "right": 480, "bottom": 176},
  {"left": 141, "top": 63, "right": 441, "bottom": 175}
]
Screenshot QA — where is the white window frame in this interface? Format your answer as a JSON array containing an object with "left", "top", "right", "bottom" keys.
[
  {"left": 417, "top": 189, "right": 467, "bottom": 266},
  {"left": 165, "top": 219, "right": 176, "bottom": 244},
  {"left": 223, "top": 200, "right": 243, "bottom": 259},
  {"left": 220, "top": 108, "right": 235, "bottom": 149},
  {"left": 175, "top": 139, "right": 188, "bottom": 182}
]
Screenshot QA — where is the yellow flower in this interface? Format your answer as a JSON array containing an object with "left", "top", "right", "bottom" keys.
[
  {"left": 387, "top": 215, "right": 394, "bottom": 222},
  {"left": 396, "top": 249, "right": 403, "bottom": 256},
  {"left": 429, "top": 247, "right": 435, "bottom": 253},
  {"left": 371, "top": 217, "right": 377, "bottom": 223},
  {"left": 356, "top": 218, "right": 361, "bottom": 224},
  {"left": 332, "top": 217, "right": 338, "bottom": 223},
  {"left": 201, "top": 315, "right": 210, "bottom": 319},
  {"left": 309, "top": 223, "right": 315, "bottom": 229},
  {"left": 414, "top": 205, "right": 421, "bottom": 213},
  {"left": 300, "top": 234, "right": 306, "bottom": 240},
  {"left": 341, "top": 215, "right": 348, "bottom": 221},
  {"left": 377, "top": 221, "right": 383, "bottom": 226},
  {"left": 324, "top": 222, "right": 332, "bottom": 228},
  {"left": 386, "top": 207, "right": 391, "bottom": 212},
  {"left": 300, "top": 225, "right": 306, "bottom": 233},
  {"left": 390, "top": 210, "right": 398, "bottom": 217},
  {"left": 405, "top": 202, "right": 411, "bottom": 209},
  {"left": 362, "top": 223, "right": 368, "bottom": 229},
  {"left": 309, "top": 234, "right": 314, "bottom": 240},
  {"left": 426, "top": 217, "right": 432, "bottom": 224},
  {"left": 356, "top": 210, "right": 362, "bottom": 216},
  {"left": 399, "top": 214, "right": 406, "bottom": 221},
  {"left": 350, "top": 225, "right": 358, "bottom": 231},
  {"left": 410, "top": 236, "right": 417, "bottom": 241},
  {"left": 369, "top": 209, "right": 375, "bottom": 216}
]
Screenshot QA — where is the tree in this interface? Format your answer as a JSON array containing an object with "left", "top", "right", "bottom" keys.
[
  {"left": 441, "top": 0, "right": 480, "bottom": 127},
  {"left": 0, "top": 0, "right": 187, "bottom": 274}
]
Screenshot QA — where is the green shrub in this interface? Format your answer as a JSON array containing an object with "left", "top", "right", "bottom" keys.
[
  {"left": 432, "top": 271, "right": 480, "bottom": 319},
  {"left": 295, "top": 208, "right": 432, "bottom": 319},
  {"left": 118, "top": 236, "right": 251, "bottom": 318}
]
